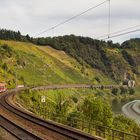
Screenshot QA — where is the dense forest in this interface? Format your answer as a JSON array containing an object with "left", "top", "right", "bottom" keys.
[
  {"left": 0, "top": 29, "right": 31, "bottom": 42},
  {"left": 0, "top": 29, "right": 140, "bottom": 83}
]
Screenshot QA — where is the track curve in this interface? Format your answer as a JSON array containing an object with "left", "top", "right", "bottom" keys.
[
  {"left": 1, "top": 85, "right": 105, "bottom": 140},
  {"left": 0, "top": 115, "right": 42, "bottom": 140}
]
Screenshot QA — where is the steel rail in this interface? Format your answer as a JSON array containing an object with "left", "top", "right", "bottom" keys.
[
  {"left": 0, "top": 115, "right": 42, "bottom": 140},
  {"left": 1, "top": 88, "right": 103, "bottom": 140}
]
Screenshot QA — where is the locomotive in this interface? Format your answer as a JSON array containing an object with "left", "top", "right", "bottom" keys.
[{"left": 0, "top": 83, "right": 7, "bottom": 92}]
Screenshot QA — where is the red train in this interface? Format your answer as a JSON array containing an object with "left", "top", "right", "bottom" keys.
[{"left": 0, "top": 83, "right": 7, "bottom": 92}]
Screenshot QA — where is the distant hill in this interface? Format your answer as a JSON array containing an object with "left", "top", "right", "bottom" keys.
[
  {"left": 0, "top": 29, "right": 140, "bottom": 86},
  {"left": 0, "top": 40, "right": 113, "bottom": 88},
  {"left": 35, "top": 36, "right": 140, "bottom": 85}
]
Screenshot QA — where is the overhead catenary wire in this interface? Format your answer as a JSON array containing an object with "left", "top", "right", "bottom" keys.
[
  {"left": 33, "top": 0, "right": 108, "bottom": 37},
  {"left": 101, "top": 28, "right": 140, "bottom": 40},
  {"left": 33, "top": 0, "right": 139, "bottom": 41},
  {"left": 97, "top": 24, "right": 140, "bottom": 39}
]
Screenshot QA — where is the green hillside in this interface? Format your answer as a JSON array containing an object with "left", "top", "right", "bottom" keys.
[
  {"left": 35, "top": 36, "right": 140, "bottom": 85},
  {"left": 0, "top": 40, "right": 113, "bottom": 88},
  {"left": 0, "top": 29, "right": 140, "bottom": 87},
  {"left": 1, "top": 30, "right": 140, "bottom": 139}
]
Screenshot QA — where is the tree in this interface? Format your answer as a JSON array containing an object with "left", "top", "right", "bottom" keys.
[
  {"left": 54, "top": 92, "right": 70, "bottom": 117},
  {"left": 95, "top": 76, "right": 101, "bottom": 83},
  {"left": 2, "top": 63, "right": 8, "bottom": 71},
  {"left": 79, "top": 96, "right": 113, "bottom": 126},
  {"left": 102, "top": 102, "right": 113, "bottom": 127},
  {"left": 120, "top": 87, "right": 128, "bottom": 95},
  {"left": 128, "top": 88, "right": 135, "bottom": 95},
  {"left": 67, "top": 110, "right": 82, "bottom": 127},
  {"left": 112, "top": 88, "right": 119, "bottom": 95},
  {"left": 80, "top": 97, "right": 100, "bottom": 122},
  {"left": 113, "top": 115, "right": 140, "bottom": 135},
  {"left": 26, "top": 34, "right": 31, "bottom": 41}
]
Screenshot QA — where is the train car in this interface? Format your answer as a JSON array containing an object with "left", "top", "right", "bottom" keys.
[{"left": 0, "top": 83, "right": 7, "bottom": 92}]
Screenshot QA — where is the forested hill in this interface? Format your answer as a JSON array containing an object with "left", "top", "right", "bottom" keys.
[
  {"left": 35, "top": 36, "right": 140, "bottom": 83},
  {"left": 0, "top": 29, "right": 140, "bottom": 84}
]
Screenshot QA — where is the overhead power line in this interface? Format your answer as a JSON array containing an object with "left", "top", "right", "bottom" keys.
[
  {"left": 97, "top": 24, "right": 140, "bottom": 39},
  {"left": 34, "top": 0, "right": 108, "bottom": 37},
  {"left": 101, "top": 28, "right": 140, "bottom": 40}
]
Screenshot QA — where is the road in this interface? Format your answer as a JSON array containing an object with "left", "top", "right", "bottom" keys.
[{"left": 122, "top": 100, "right": 140, "bottom": 124}]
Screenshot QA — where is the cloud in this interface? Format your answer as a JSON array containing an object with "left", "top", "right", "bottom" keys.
[{"left": 0, "top": 0, "right": 140, "bottom": 43}]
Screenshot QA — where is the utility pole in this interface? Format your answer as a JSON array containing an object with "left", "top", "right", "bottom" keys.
[
  {"left": 15, "top": 70, "right": 17, "bottom": 88},
  {"left": 108, "top": 0, "right": 111, "bottom": 39},
  {"left": 14, "top": 64, "right": 18, "bottom": 88},
  {"left": 4, "top": 66, "right": 6, "bottom": 84}
]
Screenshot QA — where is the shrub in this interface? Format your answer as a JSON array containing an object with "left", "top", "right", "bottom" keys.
[
  {"left": 112, "top": 88, "right": 119, "bottom": 95},
  {"left": 128, "top": 88, "right": 135, "bottom": 95}
]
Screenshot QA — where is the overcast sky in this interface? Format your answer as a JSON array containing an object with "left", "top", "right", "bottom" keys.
[{"left": 0, "top": 0, "right": 140, "bottom": 43}]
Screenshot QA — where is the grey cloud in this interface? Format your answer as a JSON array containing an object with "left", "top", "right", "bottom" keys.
[{"left": 0, "top": 0, "right": 140, "bottom": 43}]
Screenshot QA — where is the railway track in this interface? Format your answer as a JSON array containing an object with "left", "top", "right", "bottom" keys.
[
  {"left": 0, "top": 115, "right": 41, "bottom": 140},
  {"left": 32, "top": 84, "right": 119, "bottom": 91},
  {"left": 0, "top": 86, "right": 105, "bottom": 140}
]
